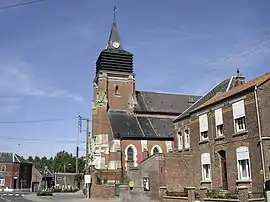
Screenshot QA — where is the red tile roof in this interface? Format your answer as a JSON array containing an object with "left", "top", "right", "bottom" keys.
[{"left": 193, "top": 72, "right": 270, "bottom": 112}]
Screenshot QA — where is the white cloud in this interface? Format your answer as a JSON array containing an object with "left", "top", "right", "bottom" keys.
[{"left": 0, "top": 60, "right": 84, "bottom": 103}]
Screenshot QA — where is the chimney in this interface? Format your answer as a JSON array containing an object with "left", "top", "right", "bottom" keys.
[
  {"left": 235, "top": 69, "right": 245, "bottom": 87},
  {"left": 187, "top": 97, "right": 195, "bottom": 106}
]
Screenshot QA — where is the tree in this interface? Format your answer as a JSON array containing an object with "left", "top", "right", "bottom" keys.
[
  {"left": 27, "top": 156, "right": 33, "bottom": 162},
  {"left": 27, "top": 151, "right": 85, "bottom": 174}
]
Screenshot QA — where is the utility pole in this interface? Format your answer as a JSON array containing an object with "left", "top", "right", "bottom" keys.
[
  {"left": 78, "top": 117, "right": 91, "bottom": 199},
  {"left": 85, "top": 118, "right": 91, "bottom": 199},
  {"left": 76, "top": 115, "right": 82, "bottom": 174}
]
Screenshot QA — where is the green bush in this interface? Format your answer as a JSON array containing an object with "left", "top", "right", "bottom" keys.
[
  {"left": 37, "top": 189, "right": 53, "bottom": 196},
  {"left": 165, "top": 191, "right": 188, "bottom": 197},
  {"left": 51, "top": 188, "right": 62, "bottom": 192},
  {"left": 60, "top": 187, "right": 79, "bottom": 193},
  {"left": 206, "top": 193, "right": 238, "bottom": 199}
]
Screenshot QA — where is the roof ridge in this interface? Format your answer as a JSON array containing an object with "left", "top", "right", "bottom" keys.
[
  {"left": 139, "top": 92, "right": 150, "bottom": 111},
  {"left": 135, "top": 116, "right": 146, "bottom": 137},
  {"left": 147, "top": 117, "right": 158, "bottom": 136},
  {"left": 193, "top": 72, "right": 270, "bottom": 111},
  {"left": 173, "top": 76, "right": 234, "bottom": 121},
  {"left": 14, "top": 153, "right": 20, "bottom": 163},
  {"left": 137, "top": 90, "right": 201, "bottom": 96}
]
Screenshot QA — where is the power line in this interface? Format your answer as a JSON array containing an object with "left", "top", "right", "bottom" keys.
[
  {"left": 0, "top": 135, "right": 86, "bottom": 143},
  {"left": 0, "top": 117, "right": 78, "bottom": 124},
  {"left": 0, "top": 0, "right": 47, "bottom": 10}
]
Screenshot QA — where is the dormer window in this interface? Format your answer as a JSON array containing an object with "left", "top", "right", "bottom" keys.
[{"left": 114, "top": 85, "right": 120, "bottom": 95}]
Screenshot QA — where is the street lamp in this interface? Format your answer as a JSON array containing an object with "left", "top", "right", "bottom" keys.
[
  {"left": 44, "top": 166, "right": 48, "bottom": 189},
  {"left": 63, "top": 163, "right": 71, "bottom": 188}
]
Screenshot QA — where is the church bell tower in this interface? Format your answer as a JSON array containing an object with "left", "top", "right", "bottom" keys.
[{"left": 91, "top": 6, "right": 136, "bottom": 169}]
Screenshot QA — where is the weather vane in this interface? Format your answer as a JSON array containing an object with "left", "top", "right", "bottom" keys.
[{"left": 113, "top": 5, "right": 116, "bottom": 21}]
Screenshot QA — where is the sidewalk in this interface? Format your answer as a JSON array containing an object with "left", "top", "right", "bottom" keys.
[
  {"left": 23, "top": 192, "right": 121, "bottom": 202},
  {"left": 23, "top": 194, "right": 55, "bottom": 202}
]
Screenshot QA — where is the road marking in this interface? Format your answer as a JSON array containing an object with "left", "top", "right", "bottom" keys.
[{"left": 0, "top": 194, "right": 11, "bottom": 202}]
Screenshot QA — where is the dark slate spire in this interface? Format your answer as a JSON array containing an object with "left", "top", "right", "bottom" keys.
[
  {"left": 95, "top": 5, "right": 133, "bottom": 74},
  {"left": 106, "top": 5, "right": 123, "bottom": 50}
]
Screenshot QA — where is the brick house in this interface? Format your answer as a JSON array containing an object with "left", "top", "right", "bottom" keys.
[
  {"left": 172, "top": 72, "right": 270, "bottom": 195},
  {"left": 0, "top": 152, "right": 32, "bottom": 191},
  {"left": 91, "top": 10, "right": 200, "bottom": 173}
]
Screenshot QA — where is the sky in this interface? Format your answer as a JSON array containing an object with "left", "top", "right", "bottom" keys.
[{"left": 0, "top": 0, "right": 269, "bottom": 158}]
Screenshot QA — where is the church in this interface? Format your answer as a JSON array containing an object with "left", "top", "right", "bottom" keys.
[{"left": 91, "top": 10, "right": 201, "bottom": 171}]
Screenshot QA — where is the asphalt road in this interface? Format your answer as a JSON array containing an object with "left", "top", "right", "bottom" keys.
[
  {"left": 0, "top": 193, "right": 30, "bottom": 202},
  {"left": 1, "top": 191, "right": 86, "bottom": 202}
]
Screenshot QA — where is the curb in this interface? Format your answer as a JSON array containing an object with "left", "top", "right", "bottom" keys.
[{"left": 0, "top": 193, "right": 24, "bottom": 196}]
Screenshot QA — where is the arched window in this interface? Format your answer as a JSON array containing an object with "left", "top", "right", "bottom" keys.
[
  {"left": 114, "top": 85, "right": 119, "bottom": 94},
  {"left": 153, "top": 147, "right": 159, "bottom": 155},
  {"left": 127, "top": 147, "right": 134, "bottom": 161},
  {"left": 151, "top": 145, "right": 162, "bottom": 155}
]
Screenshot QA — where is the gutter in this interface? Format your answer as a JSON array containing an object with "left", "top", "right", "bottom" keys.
[{"left": 254, "top": 86, "right": 266, "bottom": 187}]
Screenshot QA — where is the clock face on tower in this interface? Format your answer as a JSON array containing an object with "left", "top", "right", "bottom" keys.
[{"left": 112, "top": 42, "right": 120, "bottom": 49}]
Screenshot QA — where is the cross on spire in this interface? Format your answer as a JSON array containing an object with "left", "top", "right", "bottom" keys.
[
  {"left": 105, "top": 4, "right": 123, "bottom": 50},
  {"left": 113, "top": 5, "right": 116, "bottom": 23}
]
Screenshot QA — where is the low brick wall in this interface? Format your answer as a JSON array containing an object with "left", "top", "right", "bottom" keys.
[
  {"left": 163, "top": 196, "right": 188, "bottom": 202},
  {"left": 248, "top": 199, "right": 265, "bottom": 202},
  {"left": 160, "top": 186, "right": 265, "bottom": 202},
  {"left": 203, "top": 199, "right": 238, "bottom": 202},
  {"left": 91, "top": 184, "right": 115, "bottom": 198}
]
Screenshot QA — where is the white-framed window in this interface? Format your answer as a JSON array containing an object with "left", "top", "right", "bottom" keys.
[
  {"left": 184, "top": 129, "right": 190, "bottom": 149},
  {"left": 215, "top": 108, "right": 224, "bottom": 137},
  {"left": 0, "top": 165, "right": 6, "bottom": 172},
  {"left": 150, "top": 145, "right": 162, "bottom": 155},
  {"left": 177, "top": 131, "right": 183, "bottom": 150},
  {"left": 232, "top": 100, "right": 246, "bottom": 133},
  {"left": 199, "top": 114, "right": 209, "bottom": 141},
  {"left": 125, "top": 144, "right": 138, "bottom": 168},
  {"left": 0, "top": 178, "right": 4, "bottom": 186},
  {"left": 236, "top": 146, "right": 251, "bottom": 180},
  {"left": 201, "top": 153, "right": 211, "bottom": 181}
]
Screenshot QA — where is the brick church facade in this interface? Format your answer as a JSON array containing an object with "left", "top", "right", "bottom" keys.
[{"left": 91, "top": 11, "right": 201, "bottom": 171}]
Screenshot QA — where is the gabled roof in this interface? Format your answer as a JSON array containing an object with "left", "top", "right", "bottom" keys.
[
  {"left": 135, "top": 91, "right": 201, "bottom": 114},
  {"left": 173, "top": 76, "right": 236, "bottom": 121},
  {"left": 108, "top": 110, "right": 174, "bottom": 139},
  {"left": 0, "top": 152, "right": 30, "bottom": 164},
  {"left": 194, "top": 72, "right": 270, "bottom": 111}
]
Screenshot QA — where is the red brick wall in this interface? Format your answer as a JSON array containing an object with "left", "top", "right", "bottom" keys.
[
  {"left": 127, "top": 153, "right": 194, "bottom": 200},
  {"left": 91, "top": 185, "right": 115, "bottom": 198},
  {"left": 121, "top": 139, "right": 171, "bottom": 169},
  {"left": 91, "top": 171, "right": 118, "bottom": 198},
  {"left": 161, "top": 153, "right": 194, "bottom": 191},
  {"left": 0, "top": 162, "right": 20, "bottom": 189},
  {"left": 163, "top": 196, "right": 188, "bottom": 202},
  {"left": 173, "top": 85, "right": 269, "bottom": 194}
]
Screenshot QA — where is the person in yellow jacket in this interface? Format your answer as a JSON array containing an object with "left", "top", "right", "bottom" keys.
[{"left": 129, "top": 180, "right": 135, "bottom": 190}]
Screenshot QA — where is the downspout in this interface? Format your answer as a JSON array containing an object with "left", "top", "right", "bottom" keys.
[{"left": 254, "top": 86, "right": 266, "bottom": 187}]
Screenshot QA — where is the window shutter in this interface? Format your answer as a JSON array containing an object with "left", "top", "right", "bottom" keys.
[
  {"left": 232, "top": 100, "right": 245, "bottom": 119},
  {"left": 178, "top": 132, "right": 183, "bottom": 150},
  {"left": 215, "top": 108, "right": 223, "bottom": 126},
  {"left": 201, "top": 153, "right": 211, "bottom": 164},
  {"left": 236, "top": 147, "right": 249, "bottom": 160},
  {"left": 199, "top": 114, "right": 208, "bottom": 132}
]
